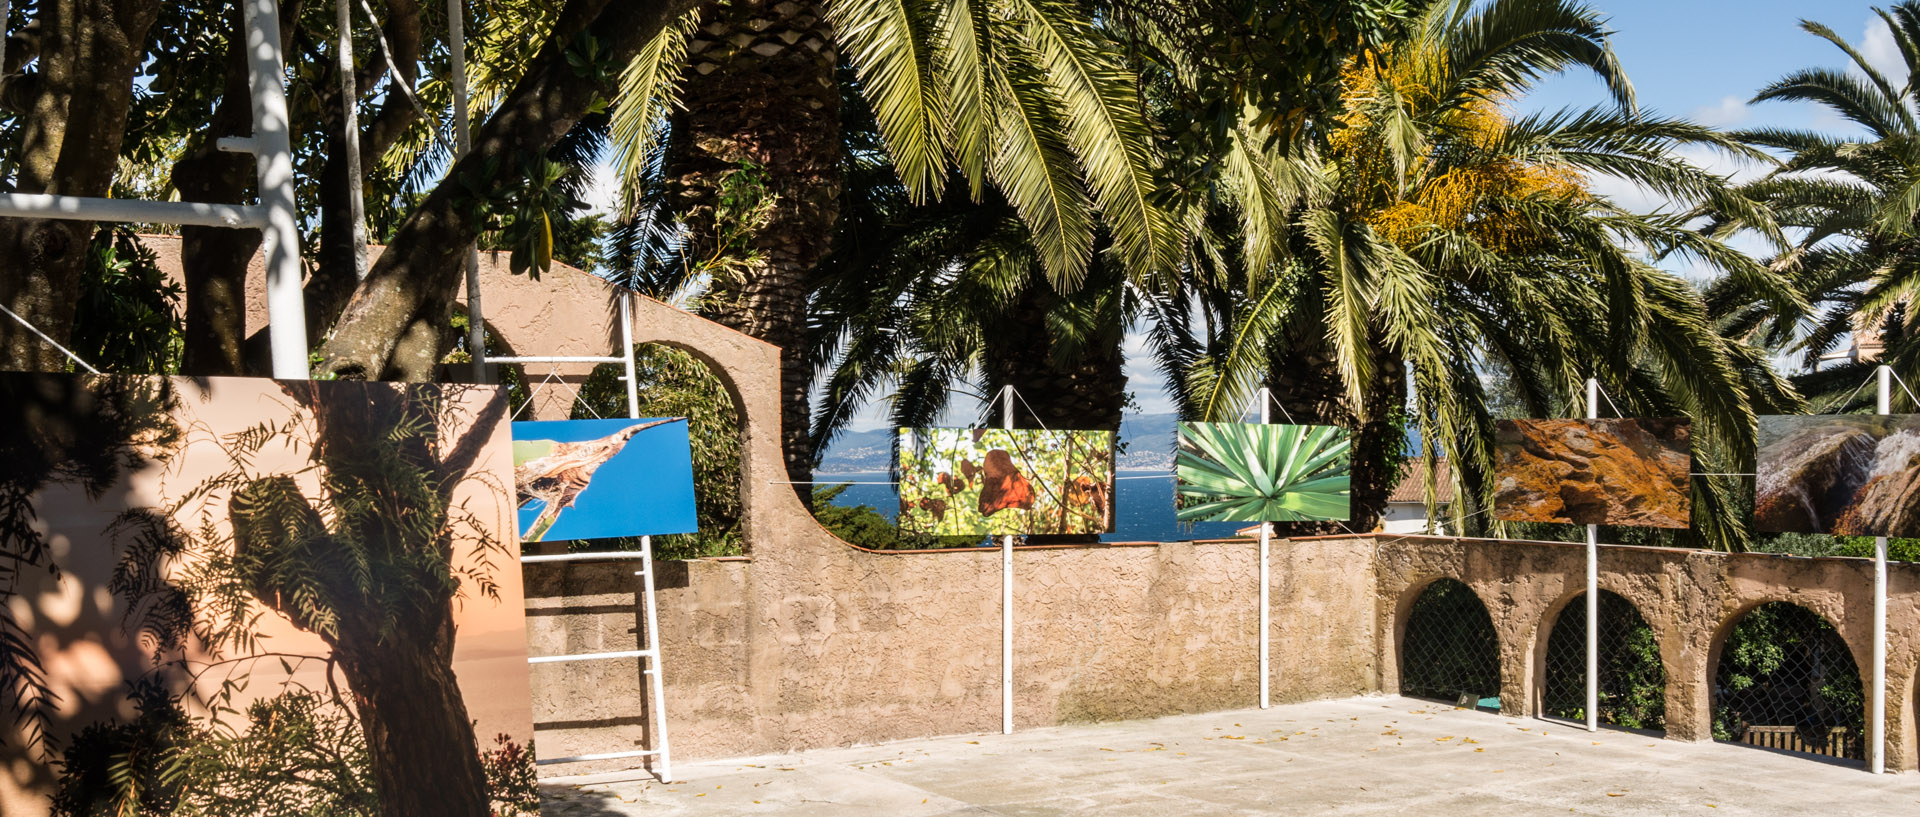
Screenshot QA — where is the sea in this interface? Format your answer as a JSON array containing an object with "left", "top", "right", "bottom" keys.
[{"left": 817, "top": 470, "right": 1248, "bottom": 543}]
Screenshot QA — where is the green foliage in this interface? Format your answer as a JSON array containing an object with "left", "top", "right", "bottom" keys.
[
  {"left": 1717, "top": 2, "right": 1920, "bottom": 402},
  {"left": 807, "top": 484, "right": 975, "bottom": 550},
  {"left": 70, "top": 228, "right": 184, "bottom": 375},
  {"left": 1399, "top": 578, "right": 1501, "bottom": 706},
  {"left": 1174, "top": 423, "right": 1352, "bottom": 522},
  {"left": 1751, "top": 531, "right": 1920, "bottom": 563},
  {"left": 1541, "top": 593, "right": 1667, "bottom": 731},
  {"left": 50, "top": 683, "right": 193, "bottom": 816},
  {"left": 51, "top": 688, "right": 539, "bottom": 817},
  {"left": 1712, "top": 603, "right": 1865, "bottom": 756},
  {"left": 897, "top": 429, "right": 1113, "bottom": 535},
  {"left": 573, "top": 344, "right": 743, "bottom": 560},
  {"left": 689, "top": 161, "right": 778, "bottom": 292},
  {"left": 479, "top": 733, "right": 541, "bottom": 817}
]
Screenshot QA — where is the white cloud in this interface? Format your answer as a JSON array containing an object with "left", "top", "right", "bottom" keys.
[
  {"left": 1121, "top": 324, "right": 1178, "bottom": 416},
  {"left": 582, "top": 158, "right": 620, "bottom": 217},
  {"left": 1861, "top": 15, "right": 1905, "bottom": 81},
  {"left": 1691, "top": 95, "right": 1750, "bottom": 128}
]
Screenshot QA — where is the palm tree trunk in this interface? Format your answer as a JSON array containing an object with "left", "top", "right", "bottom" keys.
[
  {"left": 1264, "top": 325, "right": 1406, "bottom": 536},
  {"left": 981, "top": 268, "right": 1127, "bottom": 543},
  {"left": 670, "top": 0, "right": 841, "bottom": 491}
]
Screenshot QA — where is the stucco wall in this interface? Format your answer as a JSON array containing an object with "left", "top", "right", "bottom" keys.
[
  {"left": 527, "top": 533, "right": 1920, "bottom": 776},
  {"left": 523, "top": 534, "right": 1382, "bottom": 770}
]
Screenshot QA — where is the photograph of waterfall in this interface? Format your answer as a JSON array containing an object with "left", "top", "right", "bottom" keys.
[
  {"left": 1755, "top": 415, "right": 1920, "bottom": 537},
  {"left": 1491, "top": 418, "right": 1692, "bottom": 528}
]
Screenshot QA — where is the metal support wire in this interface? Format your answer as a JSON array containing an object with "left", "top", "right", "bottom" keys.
[{"left": 0, "top": 303, "right": 99, "bottom": 373}]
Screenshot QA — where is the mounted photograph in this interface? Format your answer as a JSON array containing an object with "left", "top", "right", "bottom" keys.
[
  {"left": 1174, "top": 422, "right": 1353, "bottom": 523},
  {"left": 1755, "top": 414, "right": 1920, "bottom": 537},
  {"left": 0, "top": 374, "right": 537, "bottom": 817},
  {"left": 1492, "top": 418, "right": 1692, "bottom": 529},
  {"left": 896, "top": 428, "right": 1114, "bottom": 535}
]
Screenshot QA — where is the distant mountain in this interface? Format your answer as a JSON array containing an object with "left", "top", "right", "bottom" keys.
[
  {"left": 816, "top": 427, "right": 896, "bottom": 473},
  {"left": 816, "top": 413, "right": 1183, "bottom": 474}
]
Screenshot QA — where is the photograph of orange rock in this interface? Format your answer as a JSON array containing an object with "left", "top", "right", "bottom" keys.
[
  {"left": 1755, "top": 415, "right": 1920, "bottom": 537},
  {"left": 0, "top": 373, "right": 537, "bottom": 817},
  {"left": 1492, "top": 418, "right": 1692, "bottom": 528}
]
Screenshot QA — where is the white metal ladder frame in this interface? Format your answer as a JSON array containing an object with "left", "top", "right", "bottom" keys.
[{"left": 496, "top": 291, "right": 675, "bottom": 782}]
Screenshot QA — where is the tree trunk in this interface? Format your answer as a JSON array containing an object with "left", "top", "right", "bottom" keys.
[
  {"left": 981, "top": 266, "right": 1128, "bottom": 543},
  {"left": 173, "top": 3, "right": 290, "bottom": 376},
  {"left": 316, "top": 0, "right": 701, "bottom": 381},
  {"left": 0, "top": 0, "right": 162, "bottom": 371},
  {"left": 329, "top": 600, "right": 488, "bottom": 816},
  {"left": 1264, "top": 325, "right": 1406, "bottom": 536},
  {"left": 266, "top": 381, "right": 508, "bottom": 816},
  {"left": 671, "top": 0, "right": 841, "bottom": 492},
  {"left": 312, "top": 0, "right": 424, "bottom": 340}
]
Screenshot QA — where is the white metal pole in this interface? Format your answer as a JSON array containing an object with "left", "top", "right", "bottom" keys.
[
  {"left": 638, "top": 535, "right": 673, "bottom": 782},
  {"left": 1585, "top": 377, "right": 1598, "bottom": 733},
  {"left": 334, "top": 0, "right": 368, "bottom": 282},
  {"left": 1258, "top": 387, "right": 1271, "bottom": 710},
  {"left": 1002, "top": 385, "right": 1015, "bottom": 735},
  {"left": 1873, "top": 364, "right": 1890, "bottom": 774},
  {"left": 621, "top": 291, "right": 640, "bottom": 419},
  {"left": 448, "top": 0, "right": 486, "bottom": 383},
  {"left": 241, "top": 0, "right": 310, "bottom": 379}
]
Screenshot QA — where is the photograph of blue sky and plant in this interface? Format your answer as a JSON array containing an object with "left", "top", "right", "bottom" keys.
[
  {"left": 0, "top": 374, "right": 537, "bottom": 817},
  {"left": 896, "top": 429, "right": 1114, "bottom": 536},
  {"left": 512, "top": 418, "right": 698, "bottom": 542},
  {"left": 1174, "top": 423, "right": 1353, "bottom": 523}
]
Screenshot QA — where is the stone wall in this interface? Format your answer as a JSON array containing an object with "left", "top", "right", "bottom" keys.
[{"left": 528, "top": 534, "right": 1920, "bottom": 774}]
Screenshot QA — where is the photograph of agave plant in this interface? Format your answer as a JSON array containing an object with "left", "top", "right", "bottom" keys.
[{"left": 1175, "top": 423, "right": 1354, "bottom": 522}]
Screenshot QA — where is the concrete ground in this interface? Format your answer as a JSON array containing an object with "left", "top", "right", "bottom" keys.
[{"left": 539, "top": 696, "right": 1920, "bottom": 816}]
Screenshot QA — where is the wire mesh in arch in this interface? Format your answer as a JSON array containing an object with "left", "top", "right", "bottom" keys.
[
  {"left": 1399, "top": 578, "right": 1502, "bottom": 711},
  {"left": 1714, "top": 602, "right": 1865, "bottom": 762},
  {"left": 1541, "top": 591, "right": 1666, "bottom": 731}
]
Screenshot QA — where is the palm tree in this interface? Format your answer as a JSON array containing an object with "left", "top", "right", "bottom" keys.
[
  {"left": 607, "top": 0, "right": 1181, "bottom": 488},
  {"left": 796, "top": 1, "right": 1413, "bottom": 475},
  {"left": 1170, "top": 0, "right": 1803, "bottom": 548},
  {"left": 1720, "top": 2, "right": 1920, "bottom": 409}
]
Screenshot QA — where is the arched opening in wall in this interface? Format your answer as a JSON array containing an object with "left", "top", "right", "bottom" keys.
[
  {"left": 1400, "top": 578, "right": 1502, "bottom": 712},
  {"left": 572, "top": 343, "right": 744, "bottom": 560},
  {"left": 1713, "top": 602, "right": 1864, "bottom": 763},
  {"left": 1540, "top": 591, "right": 1666, "bottom": 732}
]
